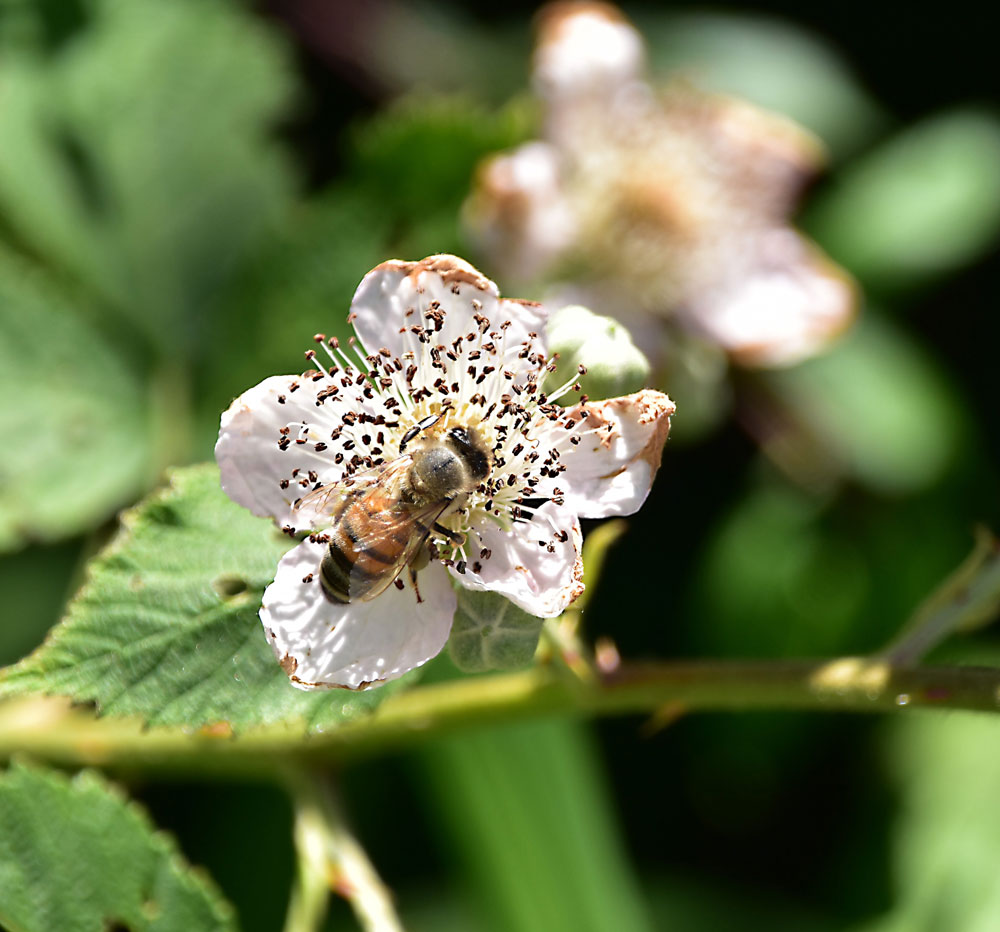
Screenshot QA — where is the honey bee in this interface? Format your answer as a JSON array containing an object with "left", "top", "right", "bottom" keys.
[{"left": 294, "top": 415, "right": 491, "bottom": 603}]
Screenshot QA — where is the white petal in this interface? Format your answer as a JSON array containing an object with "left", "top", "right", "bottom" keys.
[
  {"left": 552, "top": 390, "right": 675, "bottom": 519},
  {"left": 534, "top": 4, "right": 645, "bottom": 104},
  {"left": 690, "top": 230, "right": 857, "bottom": 368},
  {"left": 349, "top": 255, "right": 549, "bottom": 367},
  {"left": 453, "top": 504, "right": 583, "bottom": 618},
  {"left": 693, "top": 95, "right": 825, "bottom": 222},
  {"left": 261, "top": 540, "right": 456, "bottom": 690},
  {"left": 216, "top": 375, "right": 319, "bottom": 526},
  {"left": 215, "top": 374, "right": 383, "bottom": 529},
  {"left": 464, "top": 142, "right": 576, "bottom": 284}
]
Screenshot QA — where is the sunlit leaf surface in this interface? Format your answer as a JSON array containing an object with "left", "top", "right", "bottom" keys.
[
  {"left": 346, "top": 94, "right": 532, "bottom": 263},
  {"left": 0, "top": 0, "right": 294, "bottom": 349},
  {"left": 0, "top": 250, "right": 149, "bottom": 551},
  {"left": 809, "top": 111, "right": 1000, "bottom": 287},
  {"left": 0, "top": 464, "right": 415, "bottom": 731},
  {"left": 0, "top": 761, "right": 235, "bottom": 932},
  {"left": 764, "top": 313, "right": 964, "bottom": 494},
  {"left": 857, "top": 715, "right": 1000, "bottom": 932}
]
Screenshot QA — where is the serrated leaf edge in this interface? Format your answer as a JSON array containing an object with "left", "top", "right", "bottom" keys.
[{"left": 0, "top": 759, "right": 236, "bottom": 931}]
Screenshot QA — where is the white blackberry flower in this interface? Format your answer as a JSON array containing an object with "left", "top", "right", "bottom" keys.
[{"left": 216, "top": 255, "right": 674, "bottom": 690}]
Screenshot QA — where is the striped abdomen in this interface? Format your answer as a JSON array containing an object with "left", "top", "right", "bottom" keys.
[{"left": 318, "top": 489, "right": 430, "bottom": 603}]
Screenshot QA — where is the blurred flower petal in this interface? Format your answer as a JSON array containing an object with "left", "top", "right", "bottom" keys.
[{"left": 467, "top": 1, "right": 856, "bottom": 369}]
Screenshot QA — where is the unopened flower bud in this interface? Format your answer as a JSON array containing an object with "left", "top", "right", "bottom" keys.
[{"left": 546, "top": 304, "right": 650, "bottom": 401}]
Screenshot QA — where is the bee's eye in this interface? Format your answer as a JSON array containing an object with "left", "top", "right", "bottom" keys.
[{"left": 448, "top": 427, "right": 490, "bottom": 481}]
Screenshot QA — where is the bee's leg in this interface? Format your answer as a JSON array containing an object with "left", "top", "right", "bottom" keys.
[
  {"left": 408, "top": 567, "right": 424, "bottom": 603},
  {"left": 432, "top": 523, "right": 465, "bottom": 546},
  {"left": 407, "top": 544, "right": 432, "bottom": 603}
]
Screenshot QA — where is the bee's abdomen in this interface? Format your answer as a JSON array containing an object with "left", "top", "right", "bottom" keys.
[{"left": 319, "top": 499, "right": 413, "bottom": 603}]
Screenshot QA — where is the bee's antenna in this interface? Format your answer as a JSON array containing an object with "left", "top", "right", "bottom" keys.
[{"left": 399, "top": 411, "right": 444, "bottom": 452}]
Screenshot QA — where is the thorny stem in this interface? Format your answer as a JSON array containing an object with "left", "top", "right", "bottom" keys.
[
  {"left": 5, "top": 658, "right": 1000, "bottom": 775},
  {"left": 283, "top": 769, "right": 403, "bottom": 932}
]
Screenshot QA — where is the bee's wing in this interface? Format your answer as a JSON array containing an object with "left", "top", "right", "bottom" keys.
[
  {"left": 292, "top": 456, "right": 412, "bottom": 526},
  {"left": 348, "top": 496, "right": 453, "bottom": 602}
]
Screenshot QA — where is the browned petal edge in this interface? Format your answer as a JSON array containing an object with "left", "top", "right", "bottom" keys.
[
  {"left": 374, "top": 255, "right": 497, "bottom": 293},
  {"left": 289, "top": 673, "right": 387, "bottom": 692},
  {"left": 535, "top": 1, "right": 631, "bottom": 44},
  {"left": 574, "top": 390, "right": 676, "bottom": 474},
  {"left": 727, "top": 243, "right": 860, "bottom": 369},
  {"left": 568, "top": 531, "right": 586, "bottom": 605},
  {"left": 470, "top": 151, "right": 543, "bottom": 232},
  {"left": 657, "top": 81, "right": 824, "bottom": 190},
  {"left": 711, "top": 92, "right": 826, "bottom": 177},
  {"left": 267, "top": 627, "right": 387, "bottom": 691}
]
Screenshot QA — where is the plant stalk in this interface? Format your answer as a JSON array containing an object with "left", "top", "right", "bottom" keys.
[
  {"left": 2, "top": 657, "right": 1000, "bottom": 775},
  {"left": 283, "top": 769, "right": 402, "bottom": 932}
]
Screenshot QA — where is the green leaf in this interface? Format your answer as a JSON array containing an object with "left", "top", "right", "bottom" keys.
[
  {"left": 448, "top": 588, "right": 544, "bottom": 673},
  {"left": 0, "top": 249, "right": 150, "bottom": 551},
  {"left": 764, "top": 313, "right": 964, "bottom": 494},
  {"left": 0, "top": 0, "right": 294, "bottom": 349},
  {"left": 418, "top": 719, "right": 652, "bottom": 932},
  {"left": 856, "top": 714, "right": 1000, "bottom": 932},
  {"left": 0, "top": 761, "right": 235, "bottom": 932},
  {"left": 0, "top": 464, "right": 416, "bottom": 731},
  {"left": 0, "top": 0, "right": 89, "bottom": 56},
  {"left": 808, "top": 111, "right": 1000, "bottom": 288},
  {"left": 642, "top": 12, "right": 883, "bottom": 158},
  {"left": 0, "top": 539, "right": 83, "bottom": 665},
  {"left": 348, "top": 95, "right": 532, "bottom": 255},
  {"left": 692, "top": 483, "right": 868, "bottom": 658}
]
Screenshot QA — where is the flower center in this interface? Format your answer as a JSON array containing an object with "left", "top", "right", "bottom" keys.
[{"left": 275, "top": 298, "right": 596, "bottom": 575}]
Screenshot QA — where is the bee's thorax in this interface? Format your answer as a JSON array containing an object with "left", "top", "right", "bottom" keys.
[{"left": 406, "top": 427, "right": 491, "bottom": 504}]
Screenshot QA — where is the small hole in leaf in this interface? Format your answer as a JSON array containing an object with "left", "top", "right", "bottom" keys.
[
  {"left": 143, "top": 502, "right": 183, "bottom": 526},
  {"left": 212, "top": 574, "right": 248, "bottom": 599}
]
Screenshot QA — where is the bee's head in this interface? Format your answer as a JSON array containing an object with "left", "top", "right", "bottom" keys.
[{"left": 446, "top": 426, "right": 491, "bottom": 482}]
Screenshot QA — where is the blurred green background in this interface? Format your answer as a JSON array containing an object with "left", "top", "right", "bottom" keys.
[{"left": 1, "top": 0, "right": 999, "bottom": 929}]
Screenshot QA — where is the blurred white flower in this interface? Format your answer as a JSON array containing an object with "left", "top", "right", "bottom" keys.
[
  {"left": 465, "top": 1, "right": 856, "bottom": 368},
  {"left": 216, "top": 255, "right": 674, "bottom": 690},
  {"left": 468, "top": 141, "right": 575, "bottom": 282}
]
